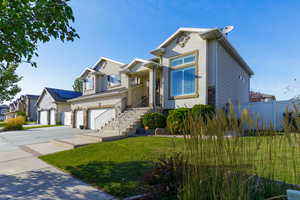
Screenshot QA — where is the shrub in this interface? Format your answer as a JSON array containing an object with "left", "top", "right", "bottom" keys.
[
  {"left": 143, "top": 112, "right": 166, "bottom": 129},
  {"left": 144, "top": 153, "right": 184, "bottom": 200},
  {"left": 167, "top": 108, "right": 189, "bottom": 135},
  {"left": 191, "top": 104, "right": 215, "bottom": 121},
  {"left": 4, "top": 116, "right": 25, "bottom": 130},
  {"left": 16, "top": 111, "right": 27, "bottom": 121}
]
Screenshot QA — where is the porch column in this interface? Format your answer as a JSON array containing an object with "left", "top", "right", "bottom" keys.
[
  {"left": 149, "top": 68, "right": 157, "bottom": 108},
  {"left": 83, "top": 109, "right": 88, "bottom": 129},
  {"left": 71, "top": 110, "right": 76, "bottom": 128}
]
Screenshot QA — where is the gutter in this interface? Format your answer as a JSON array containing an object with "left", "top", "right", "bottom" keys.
[
  {"left": 67, "top": 89, "right": 128, "bottom": 103},
  {"left": 199, "top": 29, "right": 254, "bottom": 76}
]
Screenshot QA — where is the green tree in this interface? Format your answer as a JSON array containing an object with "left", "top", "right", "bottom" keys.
[
  {"left": 73, "top": 78, "right": 83, "bottom": 92},
  {"left": 0, "top": 0, "right": 79, "bottom": 102},
  {"left": 0, "top": 65, "right": 22, "bottom": 103}
]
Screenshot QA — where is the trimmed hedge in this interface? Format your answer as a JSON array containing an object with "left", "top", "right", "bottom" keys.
[
  {"left": 191, "top": 104, "right": 215, "bottom": 121},
  {"left": 167, "top": 104, "right": 215, "bottom": 135},
  {"left": 143, "top": 112, "right": 166, "bottom": 129},
  {"left": 167, "top": 108, "right": 189, "bottom": 135}
]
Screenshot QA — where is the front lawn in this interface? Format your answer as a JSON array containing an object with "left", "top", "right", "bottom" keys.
[
  {"left": 40, "top": 136, "right": 184, "bottom": 198},
  {"left": 40, "top": 136, "right": 300, "bottom": 199}
]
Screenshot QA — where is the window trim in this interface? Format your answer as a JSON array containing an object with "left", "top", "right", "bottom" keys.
[
  {"left": 168, "top": 50, "right": 199, "bottom": 100},
  {"left": 107, "top": 74, "right": 121, "bottom": 88},
  {"left": 85, "top": 76, "right": 94, "bottom": 91}
]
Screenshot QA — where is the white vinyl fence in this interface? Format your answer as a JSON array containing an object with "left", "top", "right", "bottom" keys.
[{"left": 241, "top": 100, "right": 300, "bottom": 130}]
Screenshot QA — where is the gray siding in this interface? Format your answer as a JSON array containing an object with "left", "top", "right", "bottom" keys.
[{"left": 216, "top": 42, "right": 250, "bottom": 108}]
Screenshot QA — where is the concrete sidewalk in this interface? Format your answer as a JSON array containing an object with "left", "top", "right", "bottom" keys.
[
  {"left": 0, "top": 148, "right": 115, "bottom": 200},
  {"left": 0, "top": 127, "right": 115, "bottom": 200}
]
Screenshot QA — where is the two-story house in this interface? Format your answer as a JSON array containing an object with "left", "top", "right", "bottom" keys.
[
  {"left": 5, "top": 94, "right": 39, "bottom": 121},
  {"left": 68, "top": 27, "right": 254, "bottom": 133}
]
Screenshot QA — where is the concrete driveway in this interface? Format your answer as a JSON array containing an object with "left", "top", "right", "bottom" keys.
[
  {"left": 0, "top": 126, "right": 97, "bottom": 152},
  {"left": 0, "top": 127, "right": 114, "bottom": 200}
]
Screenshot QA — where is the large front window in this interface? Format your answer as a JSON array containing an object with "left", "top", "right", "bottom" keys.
[{"left": 170, "top": 53, "right": 196, "bottom": 97}]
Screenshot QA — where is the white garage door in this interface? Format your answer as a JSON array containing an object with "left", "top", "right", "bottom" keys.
[
  {"left": 61, "top": 112, "right": 71, "bottom": 126},
  {"left": 76, "top": 110, "right": 84, "bottom": 128},
  {"left": 88, "top": 108, "right": 115, "bottom": 130},
  {"left": 50, "top": 110, "right": 56, "bottom": 125},
  {"left": 40, "top": 111, "right": 48, "bottom": 125}
]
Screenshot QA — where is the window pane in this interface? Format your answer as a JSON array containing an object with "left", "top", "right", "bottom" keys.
[
  {"left": 171, "top": 59, "right": 183, "bottom": 67},
  {"left": 86, "top": 77, "right": 93, "bottom": 90},
  {"left": 183, "top": 55, "right": 195, "bottom": 63},
  {"left": 109, "top": 74, "right": 121, "bottom": 86},
  {"left": 171, "top": 70, "right": 183, "bottom": 96},
  {"left": 183, "top": 67, "right": 195, "bottom": 94}
]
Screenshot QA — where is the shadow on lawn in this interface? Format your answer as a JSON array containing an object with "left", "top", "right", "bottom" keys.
[
  {"left": 0, "top": 169, "right": 113, "bottom": 200},
  {"left": 65, "top": 161, "right": 154, "bottom": 198}
]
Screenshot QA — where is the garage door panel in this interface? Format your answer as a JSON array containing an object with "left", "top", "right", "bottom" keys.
[
  {"left": 50, "top": 110, "right": 56, "bottom": 125},
  {"left": 40, "top": 111, "right": 48, "bottom": 125},
  {"left": 61, "top": 112, "right": 71, "bottom": 126}
]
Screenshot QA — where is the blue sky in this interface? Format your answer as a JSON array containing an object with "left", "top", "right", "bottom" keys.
[{"left": 15, "top": 0, "right": 300, "bottom": 101}]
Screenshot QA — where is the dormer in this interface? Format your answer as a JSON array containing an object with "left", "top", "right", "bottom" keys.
[{"left": 79, "top": 57, "right": 125, "bottom": 96}]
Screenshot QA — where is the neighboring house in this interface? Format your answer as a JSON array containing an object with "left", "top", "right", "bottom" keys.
[
  {"left": 5, "top": 95, "right": 39, "bottom": 121},
  {"left": 69, "top": 27, "right": 254, "bottom": 131},
  {"left": 37, "top": 88, "right": 82, "bottom": 125},
  {"left": 0, "top": 105, "right": 8, "bottom": 121},
  {"left": 250, "top": 91, "right": 276, "bottom": 102}
]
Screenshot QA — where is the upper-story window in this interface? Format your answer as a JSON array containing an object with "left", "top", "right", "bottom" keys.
[
  {"left": 85, "top": 77, "right": 94, "bottom": 90},
  {"left": 108, "top": 74, "right": 121, "bottom": 87},
  {"left": 171, "top": 54, "right": 196, "bottom": 67},
  {"left": 170, "top": 53, "right": 197, "bottom": 97}
]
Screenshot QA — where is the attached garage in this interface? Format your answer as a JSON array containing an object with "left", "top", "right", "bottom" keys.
[
  {"left": 50, "top": 110, "right": 56, "bottom": 125},
  {"left": 88, "top": 108, "right": 115, "bottom": 130},
  {"left": 39, "top": 111, "right": 48, "bottom": 125},
  {"left": 37, "top": 88, "right": 82, "bottom": 125},
  {"left": 76, "top": 110, "right": 84, "bottom": 128},
  {"left": 61, "top": 112, "right": 71, "bottom": 126}
]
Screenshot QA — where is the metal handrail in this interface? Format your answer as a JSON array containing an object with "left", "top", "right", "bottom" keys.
[
  {"left": 95, "top": 95, "right": 149, "bottom": 137},
  {"left": 95, "top": 97, "right": 128, "bottom": 136}
]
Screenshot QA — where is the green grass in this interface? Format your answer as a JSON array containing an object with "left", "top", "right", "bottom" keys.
[
  {"left": 40, "top": 136, "right": 184, "bottom": 198},
  {"left": 40, "top": 135, "right": 300, "bottom": 198},
  {"left": 0, "top": 122, "right": 5, "bottom": 127},
  {"left": 23, "top": 125, "right": 63, "bottom": 130}
]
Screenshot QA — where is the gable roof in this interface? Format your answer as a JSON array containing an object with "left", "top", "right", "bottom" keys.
[
  {"left": 91, "top": 57, "right": 125, "bottom": 70},
  {"left": 150, "top": 27, "right": 254, "bottom": 76},
  {"left": 154, "top": 27, "right": 213, "bottom": 50},
  {"left": 45, "top": 88, "right": 82, "bottom": 102},
  {"left": 121, "top": 58, "right": 159, "bottom": 72},
  {"left": 38, "top": 88, "right": 82, "bottom": 105}
]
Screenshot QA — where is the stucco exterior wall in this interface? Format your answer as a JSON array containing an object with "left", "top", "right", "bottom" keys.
[
  {"left": 161, "top": 32, "right": 208, "bottom": 109},
  {"left": 70, "top": 95, "right": 126, "bottom": 111},
  {"left": 38, "top": 92, "right": 57, "bottom": 111},
  {"left": 56, "top": 103, "right": 71, "bottom": 123},
  {"left": 216, "top": 42, "right": 250, "bottom": 108}
]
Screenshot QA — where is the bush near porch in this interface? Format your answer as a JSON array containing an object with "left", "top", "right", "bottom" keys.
[
  {"left": 166, "top": 104, "right": 214, "bottom": 135},
  {"left": 142, "top": 112, "right": 166, "bottom": 129}
]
